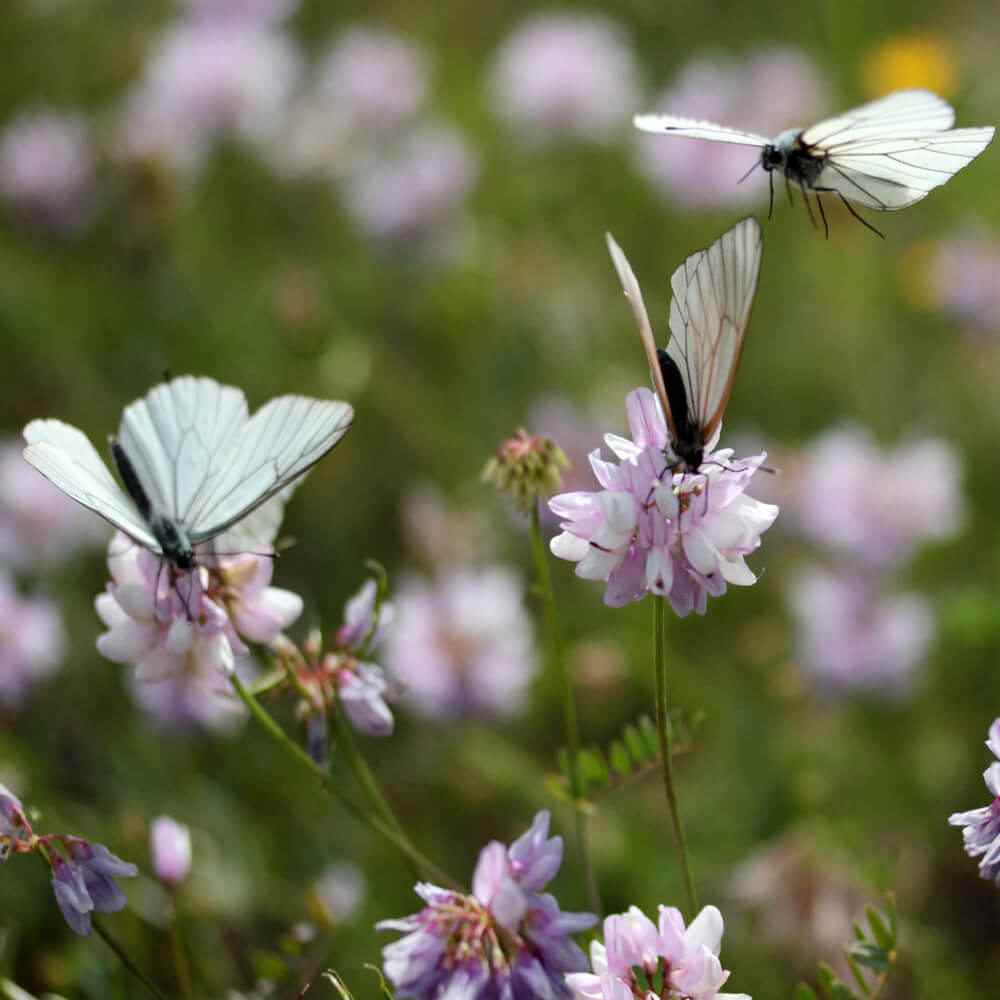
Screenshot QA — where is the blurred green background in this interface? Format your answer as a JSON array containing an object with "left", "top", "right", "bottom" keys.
[{"left": 2, "top": 0, "right": 1000, "bottom": 996}]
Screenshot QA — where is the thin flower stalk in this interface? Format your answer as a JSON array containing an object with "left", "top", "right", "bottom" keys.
[{"left": 654, "top": 596, "right": 698, "bottom": 915}]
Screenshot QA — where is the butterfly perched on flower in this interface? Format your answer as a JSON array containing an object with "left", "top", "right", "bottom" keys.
[
  {"left": 23, "top": 375, "right": 353, "bottom": 569},
  {"left": 606, "top": 217, "right": 763, "bottom": 474}
]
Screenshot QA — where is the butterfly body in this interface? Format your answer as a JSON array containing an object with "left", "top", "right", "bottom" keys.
[
  {"left": 762, "top": 129, "right": 826, "bottom": 189},
  {"left": 656, "top": 349, "right": 704, "bottom": 473}
]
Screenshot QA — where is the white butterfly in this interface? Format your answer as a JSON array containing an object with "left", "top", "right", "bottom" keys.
[
  {"left": 606, "top": 217, "right": 763, "bottom": 472},
  {"left": 22, "top": 375, "right": 354, "bottom": 568},
  {"left": 635, "top": 89, "right": 994, "bottom": 235}
]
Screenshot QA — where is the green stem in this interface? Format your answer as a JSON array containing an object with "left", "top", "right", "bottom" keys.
[
  {"left": 229, "top": 671, "right": 461, "bottom": 891},
  {"left": 653, "top": 596, "right": 698, "bottom": 915},
  {"left": 329, "top": 693, "right": 418, "bottom": 880},
  {"left": 167, "top": 899, "right": 194, "bottom": 1000},
  {"left": 530, "top": 502, "right": 601, "bottom": 915},
  {"left": 93, "top": 919, "right": 169, "bottom": 1000}
]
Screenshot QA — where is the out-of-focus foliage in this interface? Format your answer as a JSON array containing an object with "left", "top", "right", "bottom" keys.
[{"left": 1, "top": 0, "right": 999, "bottom": 997}]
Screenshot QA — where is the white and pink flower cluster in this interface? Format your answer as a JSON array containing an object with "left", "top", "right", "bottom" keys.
[
  {"left": 567, "top": 903, "right": 750, "bottom": 1000},
  {"left": 786, "top": 426, "right": 962, "bottom": 698},
  {"left": 548, "top": 388, "right": 777, "bottom": 616},
  {"left": 950, "top": 718, "right": 1000, "bottom": 885},
  {"left": 96, "top": 532, "right": 302, "bottom": 729}
]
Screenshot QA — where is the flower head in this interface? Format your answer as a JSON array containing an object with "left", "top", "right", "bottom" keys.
[
  {"left": 52, "top": 840, "right": 138, "bottom": 936},
  {"left": 949, "top": 718, "right": 1000, "bottom": 884},
  {"left": 0, "top": 109, "right": 96, "bottom": 232},
  {"left": 380, "top": 811, "right": 595, "bottom": 998},
  {"left": 792, "top": 426, "right": 962, "bottom": 570},
  {"left": 0, "top": 572, "right": 67, "bottom": 709},
  {"left": 483, "top": 428, "right": 570, "bottom": 512},
  {"left": 0, "top": 783, "right": 29, "bottom": 862},
  {"left": 96, "top": 533, "right": 301, "bottom": 729},
  {"left": 150, "top": 816, "right": 192, "bottom": 887},
  {"left": 929, "top": 234, "right": 1000, "bottom": 334},
  {"left": 549, "top": 388, "right": 777, "bottom": 616},
  {"left": 489, "top": 12, "right": 640, "bottom": 144},
  {"left": 566, "top": 903, "right": 750, "bottom": 1000},
  {"left": 789, "top": 568, "right": 933, "bottom": 698},
  {"left": 385, "top": 567, "right": 537, "bottom": 720}
]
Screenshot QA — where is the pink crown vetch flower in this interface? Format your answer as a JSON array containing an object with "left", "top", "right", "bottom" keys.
[
  {"left": 949, "top": 718, "right": 1000, "bottom": 884},
  {"left": 548, "top": 388, "right": 777, "bottom": 616},
  {"left": 566, "top": 903, "right": 750, "bottom": 1000}
]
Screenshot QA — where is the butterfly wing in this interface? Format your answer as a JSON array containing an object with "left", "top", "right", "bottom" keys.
[
  {"left": 117, "top": 375, "right": 249, "bottom": 528},
  {"left": 606, "top": 232, "right": 676, "bottom": 440},
  {"left": 22, "top": 419, "right": 160, "bottom": 549},
  {"left": 633, "top": 113, "right": 770, "bottom": 148},
  {"left": 665, "top": 217, "right": 763, "bottom": 441},
  {"left": 800, "top": 90, "right": 994, "bottom": 210},
  {"left": 187, "top": 395, "right": 354, "bottom": 544}
]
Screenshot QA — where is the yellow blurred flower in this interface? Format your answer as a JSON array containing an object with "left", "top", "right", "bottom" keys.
[{"left": 861, "top": 33, "right": 958, "bottom": 98}]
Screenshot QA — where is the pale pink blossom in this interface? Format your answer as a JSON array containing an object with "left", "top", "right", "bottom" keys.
[
  {"left": 341, "top": 122, "right": 478, "bottom": 249},
  {"left": 0, "top": 109, "right": 95, "bottom": 232},
  {"left": 96, "top": 533, "right": 301, "bottom": 729},
  {"left": 489, "top": 12, "right": 640, "bottom": 143},
  {"left": 1, "top": 441, "right": 104, "bottom": 568},
  {"left": 181, "top": 0, "right": 299, "bottom": 24},
  {"left": 636, "top": 48, "right": 828, "bottom": 209},
  {"left": 314, "top": 861, "right": 366, "bottom": 923},
  {"left": 566, "top": 903, "right": 750, "bottom": 1000},
  {"left": 0, "top": 572, "right": 66, "bottom": 708},
  {"left": 385, "top": 567, "right": 536, "bottom": 720},
  {"left": 549, "top": 388, "right": 777, "bottom": 616},
  {"left": 930, "top": 234, "right": 1000, "bottom": 333},
  {"left": 789, "top": 568, "right": 933, "bottom": 697},
  {"left": 150, "top": 816, "right": 192, "bottom": 887},
  {"left": 793, "top": 426, "right": 962, "bottom": 570},
  {"left": 116, "top": 19, "right": 301, "bottom": 173},
  {"left": 949, "top": 719, "right": 1000, "bottom": 884},
  {"left": 272, "top": 27, "right": 429, "bottom": 180}
]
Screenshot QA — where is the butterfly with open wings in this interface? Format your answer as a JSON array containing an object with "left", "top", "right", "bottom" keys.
[
  {"left": 635, "top": 89, "right": 994, "bottom": 237},
  {"left": 606, "top": 216, "right": 763, "bottom": 475},
  {"left": 22, "top": 375, "right": 354, "bottom": 571}
]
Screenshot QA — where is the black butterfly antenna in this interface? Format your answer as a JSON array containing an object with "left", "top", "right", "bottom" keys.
[{"left": 737, "top": 160, "right": 760, "bottom": 185}]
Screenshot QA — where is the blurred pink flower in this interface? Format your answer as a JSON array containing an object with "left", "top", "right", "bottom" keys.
[
  {"left": 1, "top": 440, "right": 105, "bottom": 569},
  {"left": 116, "top": 19, "right": 301, "bottom": 173},
  {"left": 96, "top": 533, "right": 301, "bottom": 729},
  {"left": 341, "top": 123, "right": 478, "bottom": 249},
  {"left": 0, "top": 572, "right": 66, "bottom": 709},
  {"left": 0, "top": 109, "right": 95, "bottom": 232},
  {"left": 930, "top": 235, "right": 1000, "bottom": 333},
  {"left": 635, "top": 47, "right": 828, "bottom": 209},
  {"left": 949, "top": 718, "right": 1000, "bottom": 884},
  {"left": 793, "top": 426, "right": 962, "bottom": 570},
  {"left": 273, "top": 27, "right": 429, "bottom": 180},
  {"left": 789, "top": 567, "right": 933, "bottom": 697},
  {"left": 150, "top": 816, "right": 192, "bottom": 887},
  {"left": 549, "top": 388, "right": 777, "bottom": 617},
  {"left": 489, "top": 11, "right": 640, "bottom": 143},
  {"left": 314, "top": 861, "right": 366, "bottom": 923},
  {"left": 567, "top": 903, "right": 750, "bottom": 1000},
  {"left": 384, "top": 566, "right": 536, "bottom": 720},
  {"left": 401, "top": 486, "right": 495, "bottom": 566}
]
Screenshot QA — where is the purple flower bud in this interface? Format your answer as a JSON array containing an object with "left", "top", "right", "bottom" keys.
[
  {"left": 51, "top": 856, "right": 94, "bottom": 936},
  {"left": 337, "top": 663, "right": 394, "bottom": 738},
  {"left": 150, "top": 817, "right": 192, "bottom": 887},
  {"left": 67, "top": 841, "right": 138, "bottom": 916},
  {"left": 0, "top": 783, "right": 26, "bottom": 839}
]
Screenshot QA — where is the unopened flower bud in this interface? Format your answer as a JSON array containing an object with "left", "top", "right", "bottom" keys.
[{"left": 483, "top": 428, "right": 569, "bottom": 512}]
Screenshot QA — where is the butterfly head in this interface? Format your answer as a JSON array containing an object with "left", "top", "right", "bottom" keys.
[{"left": 150, "top": 515, "right": 195, "bottom": 571}]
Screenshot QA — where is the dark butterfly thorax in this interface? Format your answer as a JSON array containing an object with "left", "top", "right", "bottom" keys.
[
  {"left": 110, "top": 439, "right": 196, "bottom": 570},
  {"left": 656, "top": 349, "right": 705, "bottom": 473},
  {"left": 760, "top": 133, "right": 826, "bottom": 189}
]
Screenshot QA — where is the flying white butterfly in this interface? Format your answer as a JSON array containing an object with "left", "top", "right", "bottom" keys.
[
  {"left": 634, "top": 89, "right": 994, "bottom": 236},
  {"left": 606, "top": 217, "right": 762, "bottom": 472},
  {"left": 22, "top": 375, "right": 354, "bottom": 569}
]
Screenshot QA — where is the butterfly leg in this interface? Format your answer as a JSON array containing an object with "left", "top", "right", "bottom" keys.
[
  {"left": 767, "top": 171, "right": 775, "bottom": 221},
  {"left": 815, "top": 192, "right": 830, "bottom": 239},
  {"left": 801, "top": 183, "right": 819, "bottom": 231},
  {"left": 836, "top": 193, "right": 885, "bottom": 239},
  {"left": 783, "top": 173, "right": 794, "bottom": 208}
]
